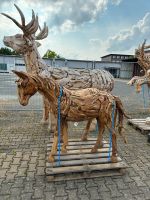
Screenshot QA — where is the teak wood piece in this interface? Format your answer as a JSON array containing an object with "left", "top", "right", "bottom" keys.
[
  {"left": 2, "top": 4, "right": 114, "bottom": 132},
  {"left": 12, "top": 70, "right": 128, "bottom": 163},
  {"left": 128, "top": 119, "right": 150, "bottom": 134},
  {"left": 46, "top": 138, "right": 127, "bottom": 182}
]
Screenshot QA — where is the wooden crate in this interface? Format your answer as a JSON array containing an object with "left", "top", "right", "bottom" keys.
[
  {"left": 128, "top": 119, "right": 150, "bottom": 134},
  {"left": 46, "top": 138, "right": 127, "bottom": 182}
]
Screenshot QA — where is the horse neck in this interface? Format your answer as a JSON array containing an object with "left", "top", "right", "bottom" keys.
[
  {"left": 34, "top": 75, "right": 61, "bottom": 104},
  {"left": 23, "top": 43, "right": 47, "bottom": 74}
]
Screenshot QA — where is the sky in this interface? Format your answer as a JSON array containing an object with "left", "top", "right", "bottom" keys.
[{"left": 0, "top": 0, "right": 150, "bottom": 60}]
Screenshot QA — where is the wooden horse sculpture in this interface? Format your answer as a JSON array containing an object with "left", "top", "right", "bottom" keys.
[
  {"left": 12, "top": 70, "right": 128, "bottom": 163},
  {"left": 2, "top": 4, "right": 114, "bottom": 132}
]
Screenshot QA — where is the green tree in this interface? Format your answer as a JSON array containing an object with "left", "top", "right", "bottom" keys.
[
  {"left": 0, "top": 47, "right": 20, "bottom": 55},
  {"left": 43, "top": 49, "right": 65, "bottom": 59}
]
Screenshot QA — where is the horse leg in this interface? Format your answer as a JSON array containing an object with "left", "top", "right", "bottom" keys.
[
  {"left": 81, "top": 119, "right": 92, "bottom": 141},
  {"left": 89, "top": 119, "right": 97, "bottom": 132},
  {"left": 111, "top": 130, "right": 118, "bottom": 163},
  {"left": 48, "top": 125, "right": 58, "bottom": 163},
  {"left": 48, "top": 111, "right": 57, "bottom": 132},
  {"left": 41, "top": 96, "right": 49, "bottom": 125},
  {"left": 91, "top": 117, "right": 104, "bottom": 153},
  {"left": 61, "top": 120, "right": 68, "bottom": 153}
]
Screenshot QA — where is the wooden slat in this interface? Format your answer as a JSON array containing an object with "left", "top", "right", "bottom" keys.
[
  {"left": 47, "top": 152, "right": 112, "bottom": 161},
  {"left": 46, "top": 157, "right": 122, "bottom": 168},
  {"left": 46, "top": 162, "right": 126, "bottom": 175},
  {"left": 47, "top": 140, "right": 108, "bottom": 147},
  {"left": 47, "top": 144, "right": 109, "bottom": 151},
  {"left": 128, "top": 118, "right": 150, "bottom": 134},
  {"left": 46, "top": 138, "right": 126, "bottom": 181},
  {"left": 47, "top": 147, "right": 111, "bottom": 155}
]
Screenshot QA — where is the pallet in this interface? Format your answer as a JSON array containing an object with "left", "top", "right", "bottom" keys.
[
  {"left": 46, "top": 138, "right": 127, "bottom": 182},
  {"left": 128, "top": 119, "right": 150, "bottom": 134}
]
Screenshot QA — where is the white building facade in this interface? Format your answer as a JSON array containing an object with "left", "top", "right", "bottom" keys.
[{"left": 0, "top": 55, "right": 134, "bottom": 79}]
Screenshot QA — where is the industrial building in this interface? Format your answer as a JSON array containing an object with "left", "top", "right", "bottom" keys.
[{"left": 0, "top": 53, "right": 136, "bottom": 79}]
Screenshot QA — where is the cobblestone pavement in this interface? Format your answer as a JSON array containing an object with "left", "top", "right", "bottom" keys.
[{"left": 0, "top": 80, "right": 150, "bottom": 200}]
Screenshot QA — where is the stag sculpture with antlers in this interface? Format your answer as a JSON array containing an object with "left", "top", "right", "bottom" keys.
[
  {"left": 128, "top": 40, "right": 150, "bottom": 92},
  {"left": 2, "top": 4, "right": 114, "bottom": 134}
]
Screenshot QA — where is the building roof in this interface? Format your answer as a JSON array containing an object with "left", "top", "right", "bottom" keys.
[{"left": 101, "top": 53, "right": 134, "bottom": 58}]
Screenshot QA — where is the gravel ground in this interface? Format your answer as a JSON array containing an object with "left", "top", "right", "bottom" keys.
[{"left": 0, "top": 79, "right": 150, "bottom": 200}]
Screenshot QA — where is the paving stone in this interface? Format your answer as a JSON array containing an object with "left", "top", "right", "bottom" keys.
[
  {"left": 132, "top": 176, "right": 147, "bottom": 187},
  {"left": 66, "top": 180, "right": 76, "bottom": 190},
  {"left": 1, "top": 162, "right": 11, "bottom": 169},
  {"left": 29, "top": 156, "right": 37, "bottom": 164},
  {"left": 0, "top": 183, "right": 12, "bottom": 195},
  {"left": 22, "top": 154, "right": 31, "bottom": 161},
  {"left": 33, "top": 187, "right": 44, "bottom": 199},
  {"left": 87, "top": 187, "right": 100, "bottom": 200},
  {"left": 120, "top": 189, "right": 134, "bottom": 199},
  {"left": 77, "top": 183, "right": 89, "bottom": 195},
  {"left": 10, "top": 187, "right": 22, "bottom": 196},
  {"left": 100, "top": 191, "right": 112, "bottom": 200},
  {"left": 17, "top": 168, "right": 27, "bottom": 177},
  {"left": 21, "top": 192, "right": 33, "bottom": 200},
  {"left": 55, "top": 184, "right": 67, "bottom": 197},
  {"left": 0, "top": 153, "right": 7, "bottom": 159},
  {"left": 0, "top": 169, "right": 7, "bottom": 178},
  {"left": 66, "top": 189, "right": 78, "bottom": 200},
  {"left": 37, "top": 167, "right": 45, "bottom": 175},
  {"left": 5, "top": 155, "right": 14, "bottom": 162},
  {"left": 6, "top": 172, "right": 17, "bottom": 180},
  {"left": 45, "top": 191, "right": 55, "bottom": 200},
  {"left": 14, "top": 152, "right": 23, "bottom": 158},
  {"left": 8, "top": 165, "right": 18, "bottom": 173},
  {"left": 0, "top": 195, "right": 10, "bottom": 200},
  {"left": 12, "top": 157, "right": 21, "bottom": 165},
  {"left": 86, "top": 179, "right": 97, "bottom": 188},
  {"left": 38, "top": 159, "right": 45, "bottom": 167},
  {"left": 77, "top": 194, "right": 90, "bottom": 200},
  {"left": 20, "top": 161, "right": 28, "bottom": 168},
  {"left": 54, "top": 196, "right": 68, "bottom": 200},
  {"left": 28, "top": 163, "right": 36, "bottom": 172},
  {"left": 107, "top": 184, "right": 123, "bottom": 198},
  {"left": 45, "top": 182, "right": 56, "bottom": 192}
]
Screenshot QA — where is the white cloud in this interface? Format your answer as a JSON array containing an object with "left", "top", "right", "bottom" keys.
[{"left": 107, "top": 12, "right": 150, "bottom": 52}]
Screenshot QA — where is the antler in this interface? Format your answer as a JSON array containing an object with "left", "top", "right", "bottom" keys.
[
  {"left": 1, "top": 4, "right": 39, "bottom": 36},
  {"left": 36, "top": 22, "right": 48, "bottom": 40},
  {"left": 136, "top": 40, "right": 150, "bottom": 73}
]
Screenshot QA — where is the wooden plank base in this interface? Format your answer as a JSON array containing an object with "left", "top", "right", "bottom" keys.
[
  {"left": 128, "top": 119, "right": 150, "bottom": 134},
  {"left": 46, "top": 138, "right": 127, "bottom": 182}
]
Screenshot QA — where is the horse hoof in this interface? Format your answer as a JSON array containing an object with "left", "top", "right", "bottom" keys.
[
  {"left": 111, "top": 156, "right": 118, "bottom": 163},
  {"left": 81, "top": 136, "right": 88, "bottom": 141},
  {"left": 40, "top": 119, "right": 49, "bottom": 125},
  {"left": 48, "top": 155, "right": 55, "bottom": 163},
  {"left": 61, "top": 148, "right": 67, "bottom": 153},
  {"left": 91, "top": 147, "right": 97, "bottom": 153}
]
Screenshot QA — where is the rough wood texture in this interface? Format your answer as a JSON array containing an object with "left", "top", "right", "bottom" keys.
[
  {"left": 2, "top": 4, "right": 114, "bottom": 132},
  {"left": 12, "top": 70, "right": 128, "bottom": 163},
  {"left": 128, "top": 40, "right": 150, "bottom": 92},
  {"left": 46, "top": 138, "right": 127, "bottom": 182},
  {"left": 128, "top": 119, "right": 150, "bottom": 134}
]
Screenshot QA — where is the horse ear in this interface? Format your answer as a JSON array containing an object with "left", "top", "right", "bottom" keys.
[{"left": 12, "top": 70, "right": 29, "bottom": 80}]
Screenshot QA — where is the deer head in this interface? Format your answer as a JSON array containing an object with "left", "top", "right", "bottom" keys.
[
  {"left": 2, "top": 4, "right": 48, "bottom": 54},
  {"left": 12, "top": 70, "right": 38, "bottom": 106}
]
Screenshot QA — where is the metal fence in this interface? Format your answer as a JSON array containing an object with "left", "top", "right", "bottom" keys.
[
  {"left": 0, "top": 73, "right": 150, "bottom": 114},
  {"left": 0, "top": 73, "right": 43, "bottom": 111}
]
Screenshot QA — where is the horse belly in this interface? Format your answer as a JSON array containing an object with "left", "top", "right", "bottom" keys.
[{"left": 67, "top": 107, "right": 99, "bottom": 121}]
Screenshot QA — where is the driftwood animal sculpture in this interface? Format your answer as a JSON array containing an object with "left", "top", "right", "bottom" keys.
[
  {"left": 2, "top": 4, "right": 114, "bottom": 132},
  {"left": 128, "top": 40, "right": 150, "bottom": 92},
  {"left": 12, "top": 70, "right": 127, "bottom": 163},
  {"left": 128, "top": 40, "right": 150, "bottom": 124}
]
